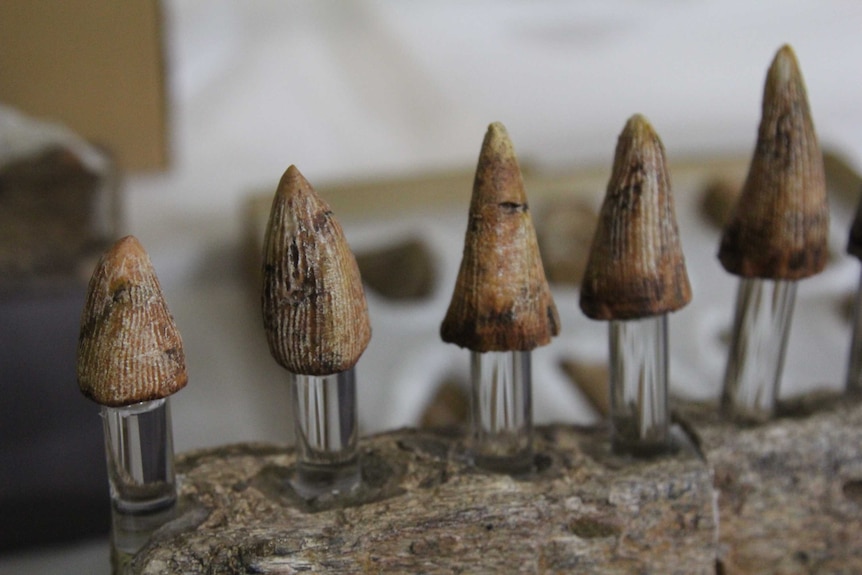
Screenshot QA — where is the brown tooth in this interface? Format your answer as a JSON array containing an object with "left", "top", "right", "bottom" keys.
[
  {"left": 77, "top": 236, "right": 187, "bottom": 407},
  {"left": 261, "top": 165, "right": 371, "bottom": 375},
  {"left": 441, "top": 122, "right": 560, "bottom": 352},
  {"left": 718, "top": 44, "right": 829, "bottom": 279},
  {"left": 580, "top": 114, "right": 692, "bottom": 321},
  {"left": 847, "top": 186, "right": 862, "bottom": 260}
]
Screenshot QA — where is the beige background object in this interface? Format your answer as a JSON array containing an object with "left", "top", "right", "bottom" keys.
[{"left": 0, "top": 1, "right": 167, "bottom": 171}]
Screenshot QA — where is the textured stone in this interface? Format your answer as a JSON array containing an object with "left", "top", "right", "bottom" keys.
[
  {"left": 126, "top": 397, "right": 862, "bottom": 574},
  {"left": 680, "top": 395, "right": 862, "bottom": 575},
  {"left": 129, "top": 425, "right": 716, "bottom": 574}
]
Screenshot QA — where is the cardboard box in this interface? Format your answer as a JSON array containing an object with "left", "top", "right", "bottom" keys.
[{"left": 0, "top": 1, "right": 168, "bottom": 171}]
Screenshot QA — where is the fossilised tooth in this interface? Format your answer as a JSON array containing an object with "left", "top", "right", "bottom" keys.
[
  {"left": 76, "top": 235, "right": 185, "bottom": 555},
  {"left": 261, "top": 164, "right": 371, "bottom": 377},
  {"left": 77, "top": 235, "right": 188, "bottom": 407},
  {"left": 719, "top": 45, "right": 829, "bottom": 422},
  {"left": 261, "top": 165, "right": 369, "bottom": 499},
  {"left": 580, "top": 114, "right": 692, "bottom": 321},
  {"left": 580, "top": 114, "right": 690, "bottom": 456},
  {"left": 718, "top": 44, "right": 829, "bottom": 280},
  {"left": 441, "top": 122, "right": 559, "bottom": 474},
  {"left": 440, "top": 121, "right": 560, "bottom": 353}
]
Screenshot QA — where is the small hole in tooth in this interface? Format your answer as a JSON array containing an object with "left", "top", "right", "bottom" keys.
[{"left": 498, "top": 201, "right": 526, "bottom": 213}]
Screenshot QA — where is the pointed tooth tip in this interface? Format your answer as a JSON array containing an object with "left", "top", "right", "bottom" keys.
[
  {"left": 622, "top": 114, "right": 657, "bottom": 140},
  {"left": 769, "top": 44, "right": 800, "bottom": 85},
  {"left": 473, "top": 121, "right": 525, "bottom": 206},
  {"left": 486, "top": 121, "right": 509, "bottom": 138},
  {"left": 275, "top": 164, "right": 319, "bottom": 205},
  {"left": 280, "top": 164, "right": 308, "bottom": 186},
  {"left": 775, "top": 43, "right": 798, "bottom": 62},
  {"left": 626, "top": 113, "right": 649, "bottom": 126},
  {"left": 109, "top": 235, "right": 146, "bottom": 259},
  {"left": 614, "top": 114, "right": 666, "bottom": 173},
  {"left": 100, "top": 235, "right": 155, "bottom": 282},
  {"left": 280, "top": 164, "right": 301, "bottom": 184},
  {"left": 482, "top": 121, "right": 515, "bottom": 152}
]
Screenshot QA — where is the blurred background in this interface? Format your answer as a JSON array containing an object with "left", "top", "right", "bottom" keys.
[{"left": 1, "top": 1, "right": 861, "bottom": 572}]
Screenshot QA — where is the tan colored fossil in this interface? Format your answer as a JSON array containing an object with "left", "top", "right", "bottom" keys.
[
  {"left": 580, "top": 114, "right": 691, "bottom": 321},
  {"left": 261, "top": 165, "right": 371, "bottom": 376},
  {"left": 440, "top": 122, "right": 559, "bottom": 352},
  {"left": 77, "top": 235, "right": 187, "bottom": 407},
  {"left": 718, "top": 44, "right": 829, "bottom": 280}
]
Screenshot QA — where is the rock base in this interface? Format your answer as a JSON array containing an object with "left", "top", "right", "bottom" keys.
[{"left": 126, "top": 395, "right": 862, "bottom": 574}]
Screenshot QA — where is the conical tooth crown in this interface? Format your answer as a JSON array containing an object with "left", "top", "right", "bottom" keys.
[
  {"left": 77, "top": 236, "right": 188, "bottom": 406},
  {"left": 580, "top": 114, "right": 692, "bottom": 321},
  {"left": 262, "top": 165, "right": 371, "bottom": 375},
  {"left": 441, "top": 122, "right": 560, "bottom": 352},
  {"left": 718, "top": 45, "right": 829, "bottom": 279}
]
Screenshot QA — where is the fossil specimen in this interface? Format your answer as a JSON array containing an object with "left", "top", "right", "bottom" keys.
[
  {"left": 718, "top": 45, "right": 829, "bottom": 422},
  {"left": 261, "top": 164, "right": 371, "bottom": 499},
  {"left": 440, "top": 122, "right": 559, "bottom": 353},
  {"left": 77, "top": 235, "right": 187, "bottom": 407},
  {"left": 718, "top": 44, "right": 828, "bottom": 280},
  {"left": 580, "top": 114, "right": 691, "bottom": 322},
  {"left": 580, "top": 114, "right": 690, "bottom": 455},
  {"left": 441, "top": 122, "right": 559, "bottom": 473},
  {"left": 76, "top": 235, "right": 184, "bottom": 555},
  {"left": 261, "top": 165, "right": 371, "bottom": 376}
]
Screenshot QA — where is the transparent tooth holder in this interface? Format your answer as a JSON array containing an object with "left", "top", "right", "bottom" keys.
[
  {"left": 290, "top": 369, "right": 361, "bottom": 499},
  {"left": 609, "top": 315, "right": 670, "bottom": 456},
  {"left": 470, "top": 350, "right": 533, "bottom": 473},
  {"left": 102, "top": 398, "right": 176, "bottom": 554},
  {"left": 722, "top": 278, "right": 797, "bottom": 422}
]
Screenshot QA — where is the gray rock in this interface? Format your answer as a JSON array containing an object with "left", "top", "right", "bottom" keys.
[
  {"left": 129, "top": 426, "right": 716, "bottom": 574},
  {"left": 126, "top": 396, "right": 862, "bottom": 574}
]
